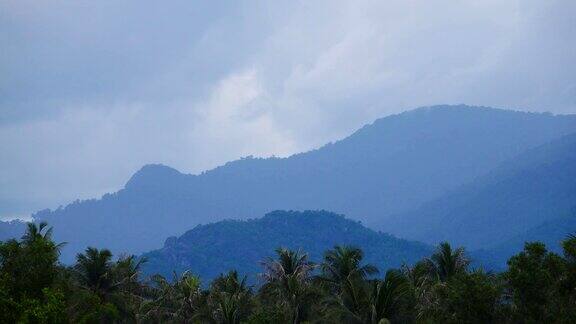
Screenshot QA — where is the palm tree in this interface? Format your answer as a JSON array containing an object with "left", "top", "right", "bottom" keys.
[
  {"left": 366, "top": 270, "right": 410, "bottom": 324},
  {"left": 562, "top": 233, "right": 576, "bottom": 263},
  {"left": 74, "top": 247, "right": 115, "bottom": 299},
  {"left": 401, "top": 261, "right": 436, "bottom": 319},
  {"left": 329, "top": 270, "right": 410, "bottom": 324},
  {"left": 70, "top": 247, "right": 129, "bottom": 323},
  {"left": 139, "top": 274, "right": 180, "bottom": 322},
  {"left": 140, "top": 271, "right": 207, "bottom": 323},
  {"left": 21, "top": 221, "right": 66, "bottom": 254},
  {"left": 407, "top": 242, "right": 470, "bottom": 321},
  {"left": 401, "top": 261, "right": 432, "bottom": 290},
  {"left": 22, "top": 222, "right": 52, "bottom": 243},
  {"left": 2, "top": 221, "right": 64, "bottom": 300},
  {"left": 320, "top": 245, "right": 379, "bottom": 289},
  {"left": 319, "top": 245, "right": 379, "bottom": 322},
  {"left": 560, "top": 233, "right": 576, "bottom": 311},
  {"left": 113, "top": 254, "right": 147, "bottom": 292},
  {"left": 210, "top": 270, "right": 250, "bottom": 295},
  {"left": 173, "top": 271, "right": 206, "bottom": 321},
  {"left": 208, "top": 272, "right": 253, "bottom": 324},
  {"left": 261, "top": 248, "right": 316, "bottom": 324},
  {"left": 111, "top": 255, "right": 147, "bottom": 321},
  {"left": 425, "top": 242, "right": 469, "bottom": 282}
]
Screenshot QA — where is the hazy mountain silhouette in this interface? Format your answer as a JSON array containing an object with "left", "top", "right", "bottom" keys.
[
  {"left": 473, "top": 207, "right": 576, "bottom": 270},
  {"left": 3, "top": 105, "right": 576, "bottom": 262},
  {"left": 386, "top": 133, "right": 576, "bottom": 250},
  {"left": 141, "top": 210, "right": 432, "bottom": 282},
  {"left": 0, "top": 220, "right": 26, "bottom": 242}
]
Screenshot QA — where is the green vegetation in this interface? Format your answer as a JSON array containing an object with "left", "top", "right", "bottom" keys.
[
  {"left": 1, "top": 223, "right": 575, "bottom": 323},
  {"left": 142, "top": 210, "right": 432, "bottom": 282}
]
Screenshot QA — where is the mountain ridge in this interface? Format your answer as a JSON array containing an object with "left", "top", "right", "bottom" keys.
[
  {"left": 3, "top": 104, "right": 576, "bottom": 262},
  {"left": 473, "top": 207, "right": 576, "bottom": 270},
  {"left": 141, "top": 210, "right": 433, "bottom": 282},
  {"left": 386, "top": 132, "right": 576, "bottom": 250}
]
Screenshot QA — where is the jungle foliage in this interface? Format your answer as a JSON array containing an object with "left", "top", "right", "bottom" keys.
[{"left": 1, "top": 223, "right": 575, "bottom": 323}]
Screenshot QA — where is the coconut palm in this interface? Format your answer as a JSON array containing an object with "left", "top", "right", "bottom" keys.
[
  {"left": 261, "top": 248, "right": 317, "bottom": 324},
  {"left": 320, "top": 245, "right": 379, "bottom": 289},
  {"left": 425, "top": 242, "right": 469, "bottom": 282},
  {"left": 562, "top": 233, "right": 576, "bottom": 263},
  {"left": 559, "top": 233, "right": 576, "bottom": 316},
  {"left": 111, "top": 255, "right": 147, "bottom": 321},
  {"left": 366, "top": 270, "right": 410, "bottom": 324},
  {"left": 210, "top": 270, "right": 250, "bottom": 295},
  {"left": 401, "top": 261, "right": 433, "bottom": 291},
  {"left": 173, "top": 271, "right": 206, "bottom": 321},
  {"left": 20, "top": 222, "right": 65, "bottom": 267},
  {"left": 140, "top": 271, "right": 207, "bottom": 323},
  {"left": 210, "top": 292, "right": 244, "bottom": 324},
  {"left": 206, "top": 271, "right": 252, "bottom": 324},
  {"left": 401, "top": 260, "right": 436, "bottom": 319},
  {"left": 329, "top": 270, "right": 410, "bottom": 324},
  {"left": 70, "top": 247, "right": 126, "bottom": 323},
  {"left": 113, "top": 255, "right": 147, "bottom": 293},
  {"left": 74, "top": 247, "right": 115, "bottom": 298},
  {"left": 139, "top": 274, "right": 180, "bottom": 322},
  {"left": 21, "top": 222, "right": 53, "bottom": 243},
  {"left": 408, "top": 242, "right": 471, "bottom": 321},
  {"left": 0, "top": 221, "right": 63, "bottom": 301},
  {"left": 320, "top": 245, "right": 379, "bottom": 322}
]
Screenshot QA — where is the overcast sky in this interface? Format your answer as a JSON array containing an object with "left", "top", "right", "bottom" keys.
[{"left": 1, "top": 0, "right": 575, "bottom": 219}]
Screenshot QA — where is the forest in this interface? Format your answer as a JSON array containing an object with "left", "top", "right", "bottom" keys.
[{"left": 1, "top": 222, "right": 575, "bottom": 323}]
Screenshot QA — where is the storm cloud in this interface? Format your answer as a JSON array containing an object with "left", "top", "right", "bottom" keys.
[{"left": 1, "top": 0, "right": 575, "bottom": 219}]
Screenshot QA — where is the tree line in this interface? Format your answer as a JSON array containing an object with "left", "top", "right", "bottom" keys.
[{"left": 1, "top": 222, "right": 575, "bottom": 323}]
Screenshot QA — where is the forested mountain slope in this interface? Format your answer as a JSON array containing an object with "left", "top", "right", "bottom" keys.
[{"left": 141, "top": 210, "right": 432, "bottom": 282}]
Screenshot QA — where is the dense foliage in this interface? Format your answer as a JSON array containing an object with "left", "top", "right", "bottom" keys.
[
  {"left": 142, "top": 210, "right": 431, "bottom": 282},
  {"left": 2, "top": 223, "right": 575, "bottom": 323}
]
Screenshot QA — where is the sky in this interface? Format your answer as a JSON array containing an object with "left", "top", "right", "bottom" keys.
[{"left": 1, "top": 0, "right": 575, "bottom": 220}]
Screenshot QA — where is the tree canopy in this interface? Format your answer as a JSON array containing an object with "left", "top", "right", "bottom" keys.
[{"left": 1, "top": 222, "right": 575, "bottom": 323}]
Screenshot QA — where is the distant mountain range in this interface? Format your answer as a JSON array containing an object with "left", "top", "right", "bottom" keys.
[
  {"left": 473, "top": 208, "right": 576, "bottom": 270},
  {"left": 386, "top": 132, "right": 576, "bottom": 250},
  {"left": 141, "top": 210, "right": 432, "bottom": 282},
  {"left": 1, "top": 104, "right": 576, "bottom": 265},
  {"left": 0, "top": 220, "right": 26, "bottom": 243}
]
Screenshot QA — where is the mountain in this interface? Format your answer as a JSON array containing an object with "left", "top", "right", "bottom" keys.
[
  {"left": 473, "top": 207, "right": 576, "bottom": 270},
  {"left": 386, "top": 133, "right": 576, "bottom": 250},
  {"left": 6, "top": 105, "right": 576, "bottom": 262},
  {"left": 0, "top": 220, "right": 26, "bottom": 242},
  {"left": 141, "top": 210, "right": 432, "bottom": 282}
]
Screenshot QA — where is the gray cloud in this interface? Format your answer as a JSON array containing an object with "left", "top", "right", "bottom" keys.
[{"left": 1, "top": 0, "right": 575, "bottom": 219}]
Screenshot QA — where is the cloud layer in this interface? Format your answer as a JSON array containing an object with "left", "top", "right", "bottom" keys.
[{"left": 1, "top": 0, "right": 575, "bottom": 218}]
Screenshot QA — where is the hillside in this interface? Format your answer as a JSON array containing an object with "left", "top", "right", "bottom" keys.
[
  {"left": 141, "top": 210, "right": 432, "bottom": 282},
  {"left": 474, "top": 207, "right": 576, "bottom": 270},
  {"left": 5, "top": 105, "right": 576, "bottom": 262},
  {"left": 386, "top": 133, "right": 576, "bottom": 250}
]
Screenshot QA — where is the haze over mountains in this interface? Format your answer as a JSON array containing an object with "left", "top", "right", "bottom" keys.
[
  {"left": 387, "top": 132, "right": 576, "bottom": 250},
  {"left": 474, "top": 207, "right": 576, "bottom": 270},
  {"left": 1, "top": 105, "right": 575, "bottom": 267}
]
